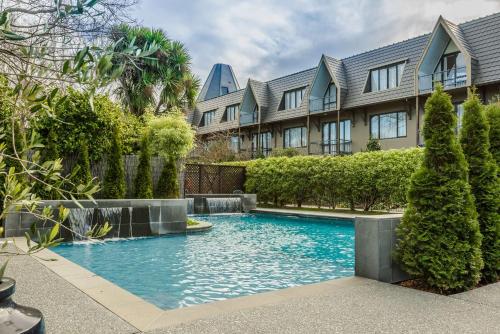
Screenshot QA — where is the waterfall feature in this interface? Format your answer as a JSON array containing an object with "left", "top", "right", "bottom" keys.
[
  {"left": 187, "top": 198, "right": 194, "bottom": 215},
  {"left": 148, "top": 206, "right": 163, "bottom": 235},
  {"left": 100, "top": 207, "right": 122, "bottom": 237},
  {"left": 206, "top": 197, "right": 242, "bottom": 214},
  {"left": 68, "top": 208, "right": 94, "bottom": 240},
  {"left": 128, "top": 207, "right": 133, "bottom": 237}
]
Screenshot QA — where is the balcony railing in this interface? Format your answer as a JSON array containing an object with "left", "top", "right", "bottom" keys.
[
  {"left": 419, "top": 66, "right": 467, "bottom": 93},
  {"left": 239, "top": 111, "right": 258, "bottom": 126},
  {"left": 321, "top": 140, "right": 352, "bottom": 155},
  {"left": 309, "top": 97, "right": 337, "bottom": 113}
]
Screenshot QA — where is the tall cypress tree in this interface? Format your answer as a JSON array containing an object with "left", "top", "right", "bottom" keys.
[
  {"left": 460, "top": 91, "right": 499, "bottom": 283},
  {"left": 134, "top": 134, "right": 153, "bottom": 198},
  {"left": 485, "top": 103, "right": 500, "bottom": 168},
  {"left": 102, "top": 127, "right": 126, "bottom": 199},
  {"left": 396, "top": 85, "right": 482, "bottom": 292},
  {"left": 155, "top": 158, "right": 179, "bottom": 199},
  {"left": 72, "top": 137, "right": 92, "bottom": 197}
]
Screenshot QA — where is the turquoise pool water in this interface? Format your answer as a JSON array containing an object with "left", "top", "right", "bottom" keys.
[{"left": 52, "top": 213, "right": 354, "bottom": 309}]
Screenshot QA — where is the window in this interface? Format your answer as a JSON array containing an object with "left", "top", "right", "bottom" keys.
[
  {"left": 230, "top": 135, "right": 241, "bottom": 153},
  {"left": 367, "top": 62, "right": 405, "bottom": 92},
  {"left": 370, "top": 112, "right": 407, "bottom": 139},
  {"left": 201, "top": 110, "right": 216, "bottom": 126},
  {"left": 324, "top": 83, "right": 337, "bottom": 109},
  {"left": 284, "top": 127, "right": 307, "bottom": 148},
  {"left": 221, "top": 86, "right": 229, "bottom": 95},
  {"left": 225, "top": 104, "right": 239, "bottom": 122},
  {"left": 252, "top": 132, "right": 272, "bottom": 157},
  {"left": 435, "top": 52, "right": 466, "bottom": 88},
  {"left": 283, "top": 87, "right": 306, "bottom": 110},
  {"left": 322, "top": 120, "right": 351, "bottom": 154}
]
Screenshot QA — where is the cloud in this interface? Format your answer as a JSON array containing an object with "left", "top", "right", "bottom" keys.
[{"left": 132, "top": 0, "right": 500, "bottom": 87}]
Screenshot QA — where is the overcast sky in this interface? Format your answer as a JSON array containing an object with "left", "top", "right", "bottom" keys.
[{"left": 131, "top": 0, "right": 500, "bottom": 88}]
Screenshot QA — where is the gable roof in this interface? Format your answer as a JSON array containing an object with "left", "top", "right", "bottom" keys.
[{"left": 191, "top": 12, "right": 500, "bottom": 130}]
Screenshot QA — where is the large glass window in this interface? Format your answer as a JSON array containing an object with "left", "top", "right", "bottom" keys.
[
  {"left": 202, "top": 110, "right": 216, "bottom": 126},
  {"left": 252, "top": 132, "right": 272, "bottom": 157},
  {"left": 322, "top": 120, "right": 351, "bottom": 154},
  {"left": 284, "top": 87, "right": 306, "bottom": 110},
  {"left": 230, "top": 135, "right": 241, "bottom": 153},
  {"left": 284, "top": 127, "right": 307, "bottom": 148},
  {"left": 225, "top": 104, "right": 239, "bottom": 121},
  {"left": 435, "top": 52, "right": 466, "bottom": 88},
  {"left": 324, "top": 83, "right": 337, "bottom": 109},
  {"left": 370, "top": 111, "right": 407, "bottom": 139},
  {"left": 368, "top": 62, "right": 405, "bottom": 92}
]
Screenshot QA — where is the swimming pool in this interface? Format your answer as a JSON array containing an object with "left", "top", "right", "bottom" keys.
[{"left": 52, "top": 213, "right": 354, "bottom": 309}]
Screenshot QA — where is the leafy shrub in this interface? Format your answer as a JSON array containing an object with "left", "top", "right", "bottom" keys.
[
  {"left": 134, "top": 134, "right": 153, "bottom": 199},
  {"left": 396, "top": 85, "right": 482, "bottom": 292},
  {"left": 37, "top": 88, "right": 143, "bottom": 160},
  {"left": 102, "top": 128, "right": 126, "bottom": 199},
  {"left": 244, "top": 148, "right": 423, "bottom": 210},
  {"left": 460, "top": 91, "right": 499, "bottom": 283},
  {"left": 149, "top": 109, "right": 195, "bottom": 160},
  {"left": 485, "top": 102, "right": 500, "bottom": 167},
  {"left": 270, "top": 147, "right": 301, "bottom": 157},
  {"left": 156, "top": 158, "right": 179, "bottom": 198},
  {"left": 366, "top": 138, "right": 381, "bottom": 151}
]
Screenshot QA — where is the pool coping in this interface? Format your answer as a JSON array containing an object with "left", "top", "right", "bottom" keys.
[
  {"left": 12, "top": 235, "right": 366, "bottom": 332},
  {"left": 251, "top": 207, "right": 402, "bottom": 220}
]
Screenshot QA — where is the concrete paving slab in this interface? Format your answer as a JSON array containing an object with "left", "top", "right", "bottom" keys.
[
  {"left": 1, "top": 250, "right": 137, "bottom": 334},
  {"left": 452, "top": 282, "right": 500, "bottom": 309}
]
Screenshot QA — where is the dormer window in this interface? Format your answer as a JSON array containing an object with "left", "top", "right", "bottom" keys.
[
  {"left": 201, "top": 110, "right": 216, "bottom": 127},
  {"left": 434, "top": 47, "right": 466, "bottom": 89},
  {"left": 223, "top": 104, "right": 239, "bottom": 122},
  {"left": 282, "top": 87, "right": 306, "bottom": 110},
  {"left": 366, "top": 62, "right": 405, "bottom": 92}
]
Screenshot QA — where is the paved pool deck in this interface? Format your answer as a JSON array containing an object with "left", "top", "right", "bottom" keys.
[
  {"left": 251, "top": 207, "right": 402, "bottom": 220},
  {"left": 2, "top": 242, "right": 499, "bottom": 334}
]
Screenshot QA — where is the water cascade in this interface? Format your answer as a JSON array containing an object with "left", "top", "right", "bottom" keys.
[
  {"left": 99, "top": 207, "right": 122, "bottom": 238},
  {"left": 187, "top": 198, "right": 194, "bottom": 215},
  {"left": 68, "top": 208, "right": 94, "bottom": 240},
  {"left": 206, "top": 197, "right": 242, "bottom": 214}
]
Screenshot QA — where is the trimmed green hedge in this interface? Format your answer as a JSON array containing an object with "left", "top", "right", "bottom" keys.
[{"left": 243, "top": 148, "right": 424, "bottom": 210}]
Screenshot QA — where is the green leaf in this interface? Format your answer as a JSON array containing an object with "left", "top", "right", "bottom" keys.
[
  {"left": 0, "top": 11, "right": 8, "bottom": 26},
  {"left": 1, "top": 29, "right": 26, "bottom": 40},
  {"left": 49, "top": 223, "right": 60, "bottom": 242},
  {"left": 0, "top": 259, "right": 9, "bottom": 279}
]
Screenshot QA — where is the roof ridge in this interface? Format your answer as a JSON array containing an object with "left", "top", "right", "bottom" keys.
[{"left": 457, "top": 11, "right": 500, "bottom": 27}]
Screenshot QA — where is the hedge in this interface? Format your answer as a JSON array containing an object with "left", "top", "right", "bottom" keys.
[{"left": 243, "top": 148, "right": 424, "bottom": 210}]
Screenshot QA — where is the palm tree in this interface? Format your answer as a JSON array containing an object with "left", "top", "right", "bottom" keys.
[{"left": 111, "top": 24, "right": 200, "bottom": 116}]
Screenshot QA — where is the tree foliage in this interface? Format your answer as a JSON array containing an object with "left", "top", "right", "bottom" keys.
[
  {"left": 155, "top": 158, "right": 179, "bottom": 199},
  {"left": 111, "top": 24, "right": 200, "bottom": 115},
  {"left": 149, "top": 109, "right": 195, "bottom": 160},
  {"left": 485, "top": 102, "right": 500, "bottom": 168},
  {"left": 366, "top": 138, "right": 382, "bottom": 151},
  {"left": 102, "top": 128, "right": 126, "bottom": 199},
  {"left": 134, "top": 133, "right": 153, "bottom": 199},
  {"left": 460, "top": 91, "right": 499, "bottom": 283},
  {"left": 396, "top": 85, "right": 482, "bottom": 292}
]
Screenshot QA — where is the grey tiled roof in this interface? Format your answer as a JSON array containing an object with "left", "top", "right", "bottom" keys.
[{"left": 191, "top": 12, "right": 500, "bottom": 130}]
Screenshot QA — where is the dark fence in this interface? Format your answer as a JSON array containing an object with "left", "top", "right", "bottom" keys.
[
  {"left": 62, "top": 154, "right": 180, "bottom": 198},
  {"left": 183, "top": 164, "right": 246, "bottom": 195}
]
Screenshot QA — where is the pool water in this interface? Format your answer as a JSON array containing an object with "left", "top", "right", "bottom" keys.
[{"left": 52, "top": 213, "right": 355, "bottom": 309}]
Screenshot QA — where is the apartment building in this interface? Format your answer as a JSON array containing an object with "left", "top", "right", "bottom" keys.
[{"left": 187, "top": 13, "right": 500, "bottom": 158}]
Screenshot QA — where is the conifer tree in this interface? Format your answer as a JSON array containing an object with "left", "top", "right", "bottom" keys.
[
  {"left": 396, "top": 85, "right": 483, "bottom": 291},
  {"left": 102, "top": 127, "right": 126, "bottom": 199},
  {"left": 72, "top": 137, "right": 92, "bottom": 197},
  {"left": 485, "top": 103, "right": 500, "bottom": 167},
  {"left": 155, "top": 158, "right": 179, "bottom": 198},
  {"left": 460, "top": 91, "right": 499, "bottom": 283},
  {"left": 134, "top": 133, "right": 153, "bottom": 198}
]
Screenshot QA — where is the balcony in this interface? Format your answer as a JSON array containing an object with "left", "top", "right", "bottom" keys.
[
  {"left": 419, "top": 66, "right": 467, "bottom": 93},
  {"left": 322, "top": 140, "right": 352, "bottom": 155},
  {"left": 309, "top": 97, "right": 337, "bottom": 113},
  {"left": 239, "top": 111, "right": 258, "bottom": 126}
]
